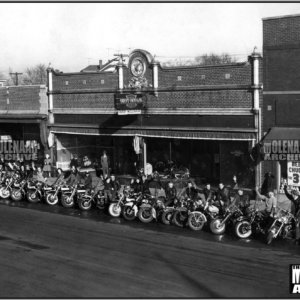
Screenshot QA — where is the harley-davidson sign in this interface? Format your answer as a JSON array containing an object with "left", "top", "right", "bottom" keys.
[{"left": 115, "top": 94, "right": 143, "bottom": 115}]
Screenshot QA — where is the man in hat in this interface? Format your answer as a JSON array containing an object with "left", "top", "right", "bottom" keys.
[{"left": 284, "top": 185, "right": 300, "bottom": 245}]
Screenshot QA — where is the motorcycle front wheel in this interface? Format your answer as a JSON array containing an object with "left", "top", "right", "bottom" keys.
[
  {"left": 188, "top": 212, "right": 206, "bottom": 231},
  {"left": 11, "top": 188, "right": 23, "bottom": 201},
  {"left": 109, "top": 203, "right": 122, "bottom": 217},
  {"left": 45, "top": 193, "right": 59, "bottom": 206},
  {"left": 161, "top": 209, "right": 174, "bottom": 225},
  {"left": 173, "top": 210, "right": 187, "bottom": 228},
  {"left": 26, "top": 190, "right": 40, "bottom": 203},
  {"left": 266, "top": 231, "right": 275, "bottom": 245},
  {"left": 210, "top": 218, "right": 226, "bottom": 235},
  {"left": 235, "top": 221, "right": 252, "bottom": 239},
  {"left": 77, "top": 198, "right": 92, "bottom": 211},
  {"left": 122, "top": 206, "right": 136, "bottom": 221},
  {"left": 138, "top": 208, "right": 154, "bottom": 223},
  {"left": 0, "top": 187, "right": 11, "bottom": 199},
  {"left": 61, "top": 194, "right": 75, "bottom": 208}
]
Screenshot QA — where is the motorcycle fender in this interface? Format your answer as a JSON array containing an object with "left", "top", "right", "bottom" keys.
[
  {"left": 140, "top": 203, "right": 152, "bottom": 208},
  {"left": 237, "top": 216, "right": 249, "bottom": 222},
  {"left": 177, "top": 207, "right": 187, "bottom": 212},
  {"left": 152, "top": 207, "right": 157, "bottom": 219},
  {"left": 124, "top": 202, "right": 134, "bottom": 207}
]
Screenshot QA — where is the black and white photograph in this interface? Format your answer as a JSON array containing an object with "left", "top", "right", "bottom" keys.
[{"left": 0, "top": 1, "right": 300, "bottom": 298}]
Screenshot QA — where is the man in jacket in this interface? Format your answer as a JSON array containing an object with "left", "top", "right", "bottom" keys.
[
  {"left": 110, "top": 174, "right": 120, "bottom": 201},
  {"left": 199, "top": 183, "right": 215, "bottom": 205},
  {"left": 84, "top": 171, "right": 93, "bottom": 193},
  {"left": 160, "top": 181, "right": 177, "bottom": 207},
  {"left": 66, "top": 166, "right": 80, "bottom": 186},
  {"left": 233, "top": 189, "right": 251, "bottom": 215},
  {"left": 284, "top": 185, "right": 300, "bottom": 245},
  {"left": 185, "top": 181, "right": 199, "bottom": 201},
  {"left": 255, "top": 187, "right": 278, "bottom": 232},
  {"left": 215, "top": 183, "right": 230, "bottom": 207}
]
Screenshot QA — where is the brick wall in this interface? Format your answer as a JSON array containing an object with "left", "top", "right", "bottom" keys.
[
  {"left": 0, "top": 86, "right": 43, "bottom": 111},
  {"left": 263, "top": 48, "right": 300, "bottom": 91},
  {"left": 52, "top": 72, "right": 118, "bottom": 90},
  {"left": 263, "top": 16, "right": 300, "bottom": 47},
  {"left": 53, "top": 89, "right": 253, "bottom": 109}
]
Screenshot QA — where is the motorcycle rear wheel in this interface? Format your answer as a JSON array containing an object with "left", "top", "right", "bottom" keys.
[
  {"left": 235, "top": 221, "right": 252, "bottom": 239},
  {"left": 109, "top": 203, "right": 122, "bottom": 217},
  {"left": 11, "top": 189, "right": 22, "bottom": 201},
  {"left": 173, "top": 211, "right": 187, "bottom": 228},
  {"left": 61, "top": 194, "right": 75, "bottom": 208},
  {"left": 122, "top": 206, "right": 136, "bottom": 221},
  {"left": 26, "top": 190, "right": 40, "bottom": 203},
  {"left": 188, "top": 212, "right": 206, "bottom": 231},
  {"left": 210, "top": 218, "right": 226, "bottom": 235},
  {"left": 0, "top": 187, "right": 11, "bottom": 199},
  {"left": 161, "top": 210, "right": 174, "bottom": 225},
  {"left": 45, "top": 193, "right": 59, "bottom": 206},
  {"left": 138, "top": 208, "right": 154, "bottom": 223}
]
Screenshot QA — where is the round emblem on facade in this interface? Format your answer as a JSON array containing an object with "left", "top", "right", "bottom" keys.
[{"left": 130, "top": 58, "right": 146, "bottom": 77}]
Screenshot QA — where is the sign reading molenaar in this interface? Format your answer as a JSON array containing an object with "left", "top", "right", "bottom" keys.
[
  {"left": 0, "top": 140, "right": 39, "bottom": 160},
  {"left": 263, "top": 139, "right": 300, "bottom": 161},
  {"left": 115, "top": 94, "right": 143, "bottom": 115}
]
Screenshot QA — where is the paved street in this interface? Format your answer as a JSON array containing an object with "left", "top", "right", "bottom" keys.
[{"left": 0, "top": 199, "right": 299, "bottom": 298}]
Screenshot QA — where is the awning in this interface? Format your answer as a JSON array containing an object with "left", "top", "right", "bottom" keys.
[
  {"left": 263, "top": 127, "right": 300, "bottom": 140},
  {"left": 50, "top": 126, "right": 256, "bottom": 141},
  {"left": 0, "top": 114, "right": 47, "bottom": 123}
]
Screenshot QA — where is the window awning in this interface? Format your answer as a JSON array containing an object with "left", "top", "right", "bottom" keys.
[
  {"left": 50, "top": 126, "right": 256, "bottom": 141},
  {"left": 263, "top": 127, "right": 300, "bottom": 140},
  {"left": 0, "top": 114, "right": 47, "bottom": 123}
]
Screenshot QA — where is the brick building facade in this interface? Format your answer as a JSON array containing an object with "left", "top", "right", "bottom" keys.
[
  {"left": 47, "top": 49, "right": 262, "bottom": 187},
  {"left": 0, "top": 85, "right": 48, "bottom": 162},
  {"left": 262, "top": 14, "right": 300, "bottom": 191}
]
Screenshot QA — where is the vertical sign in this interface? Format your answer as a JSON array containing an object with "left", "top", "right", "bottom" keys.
[{"left": 287, "top": 161, "right": 300, "bottom": 186}]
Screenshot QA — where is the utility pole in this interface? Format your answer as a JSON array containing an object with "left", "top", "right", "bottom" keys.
[
  {"left": 106, "top": 48, "right": 112, "bottom": 61},
  {"left": 9, "top": 72, "right": 23, "bottom": 86},
  {"left": 85, "top": 58, "right": 92, "bottom": 65}
]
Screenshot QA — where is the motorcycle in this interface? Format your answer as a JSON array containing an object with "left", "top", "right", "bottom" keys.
[
  {"left": 122, "top": 191, "right": 144, "bottom": 221},
  {"left": 161, "top": 197, "right": 187, "bottom": 225},
  {"left": 45, "top": 182, "right": 66, "bottom": 206},
  {"left": 234, "top": 207, "right": 267, "bottom": 239},
  {"left": 137, "top": 194, "right": 165, "bottom": 223},
  {"left": 26, "top": 180, "right": 52, "bottom": 203},
  {"left": 187, "top": 200, "right": 220, "bottom": 231},
  {"left": 61, "top": 183, "right": 86, "bottom": 208},
  {"left": 108, "top": 191, "right": 127, "bottom": 217},
  {"left": 77, "top": 189, "right": 106, "bottom": 211},
  {"left": 11, "top": 178, "right": 28, "bottom": 201},
  {"left": 266, "top": 207, "right": 298, "bottom": 245},
  {"left": 173, "top": 198, "right": 201, "bottom": 228},
  {"left": 0, "top": 172, "right": 20, "bottom": 199},
  {"left": 209, "top": 204, "right": 243, "bottom": 235}
]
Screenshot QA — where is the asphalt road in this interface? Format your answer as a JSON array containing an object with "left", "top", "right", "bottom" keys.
[{"left": 0, "top": 199, "right": 299, "bottom": 298}]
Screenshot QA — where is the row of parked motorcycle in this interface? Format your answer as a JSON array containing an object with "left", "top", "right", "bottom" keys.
[{"left": 0, "top": 171, "right": 297, "bottom": 245}]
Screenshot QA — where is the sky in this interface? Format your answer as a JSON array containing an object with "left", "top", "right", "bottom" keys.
[{"left": 0, "top": 2, "right": 300, "bottom": 74}]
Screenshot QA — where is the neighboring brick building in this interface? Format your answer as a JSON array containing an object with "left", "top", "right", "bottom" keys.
[
  {"left": 262, "top": 14, "right": 300, "bottom": 191},
  {"left": 0, "top": 85, "right": 48, "bottom": 163},
  {"left": 47, "top": 49, "right": 262, "bottom": 187}
]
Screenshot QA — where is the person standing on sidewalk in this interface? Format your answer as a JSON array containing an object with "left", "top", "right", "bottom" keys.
[
  {"left": 101, "top": 151, "right": 110, "bottom": 177},
  {"left": 284, "top": 185, "right": 300, "bottom": 245}
]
